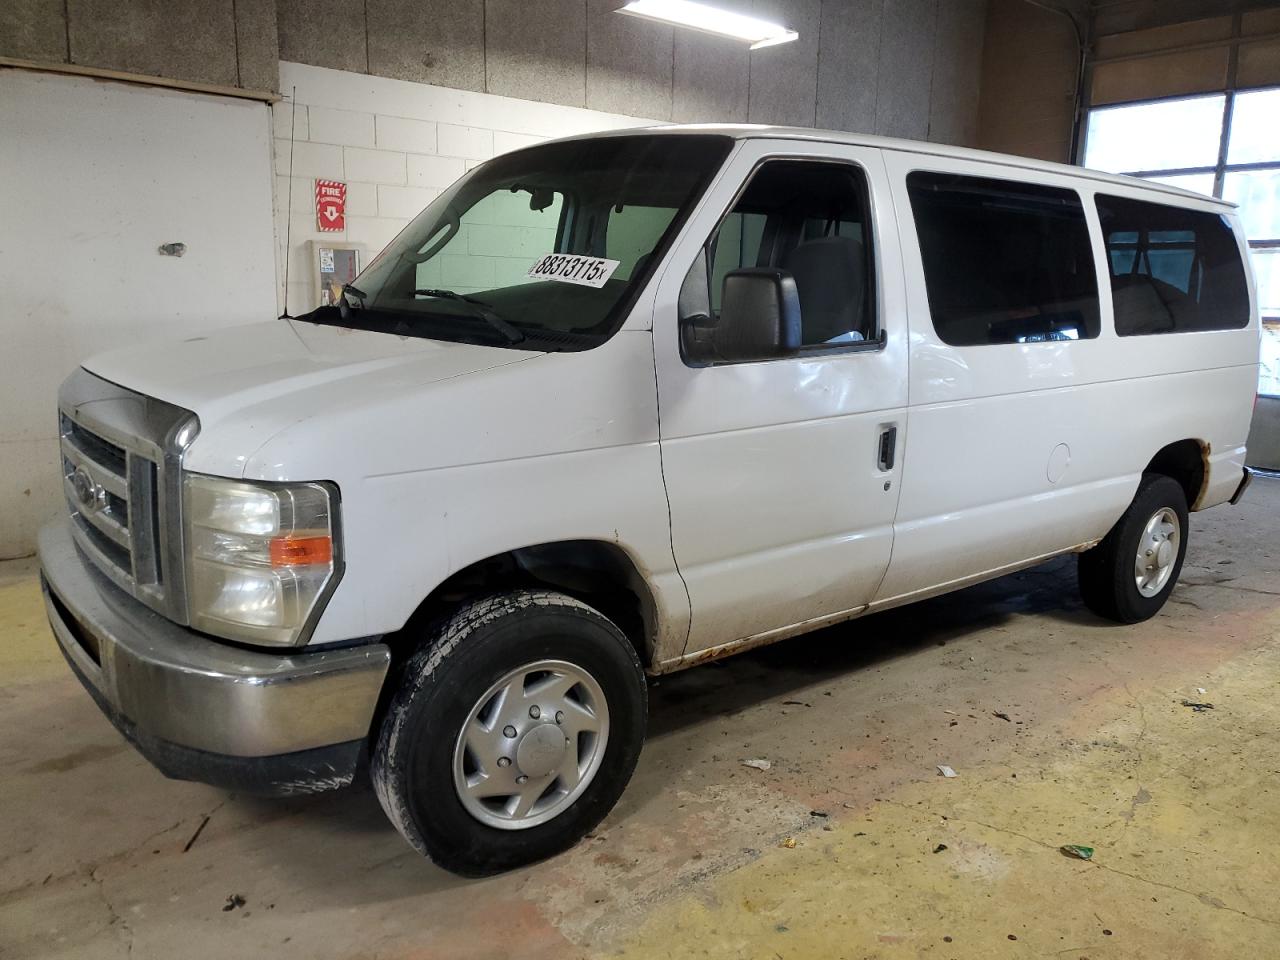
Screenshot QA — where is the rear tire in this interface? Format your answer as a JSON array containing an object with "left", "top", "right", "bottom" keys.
[
  {"left": 371, "top": 590, "right": 646, "bottom": 876},
  {"left": 1078, "top": 473, "right": 1189, "bottom": 623}
]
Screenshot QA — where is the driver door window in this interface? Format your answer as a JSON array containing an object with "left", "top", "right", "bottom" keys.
[{"left": 682, "top": 159, "right": 877, "bottom": 363}]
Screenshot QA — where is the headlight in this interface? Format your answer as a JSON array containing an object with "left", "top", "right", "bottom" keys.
[{"left": 184, "top": 473, "right": 341, "bottom": 646}]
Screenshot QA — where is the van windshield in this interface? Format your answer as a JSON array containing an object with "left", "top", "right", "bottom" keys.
[{"left": 299, "top": 134, "right": 733, "bottom": 351}]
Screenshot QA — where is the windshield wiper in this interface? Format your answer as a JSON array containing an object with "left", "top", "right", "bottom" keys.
[{"left": 413, "top": 289, "right": 525, "bottom": 344}]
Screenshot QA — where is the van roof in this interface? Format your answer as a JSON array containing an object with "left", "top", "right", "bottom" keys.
[{"left": 562, "top": 123, "right": 1237, "bottom": 210}]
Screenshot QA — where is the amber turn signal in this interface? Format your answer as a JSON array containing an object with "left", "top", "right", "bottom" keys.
[{"left": 269, "top": 535, "right": 334, "bottom": 568}]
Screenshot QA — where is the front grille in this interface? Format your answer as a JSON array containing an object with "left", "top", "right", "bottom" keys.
[
  {"left": 60, "top": 412, "right": 162, "bottom": 591},
  {"left": 58, "top": 368, "right": 198, "bottom": 624}
]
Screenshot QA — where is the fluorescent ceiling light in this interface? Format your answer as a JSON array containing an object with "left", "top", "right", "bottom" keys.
[{"left": 616, "top": 0, "right": 799, "bottom": 49}]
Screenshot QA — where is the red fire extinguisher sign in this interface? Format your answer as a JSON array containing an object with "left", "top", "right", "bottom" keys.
[{"left": 315, "top": 180, "right": 346, "bottom": 232}]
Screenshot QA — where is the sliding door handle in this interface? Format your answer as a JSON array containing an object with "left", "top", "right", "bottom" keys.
[{"left": 878, "top": 425, "right": 898, "bottom": 471}]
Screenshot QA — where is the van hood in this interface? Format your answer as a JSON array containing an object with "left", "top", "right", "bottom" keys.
[
  {"left": 76, "top": 318, "right": 655, "bottom": 487},
  {"left": 83, "top": 318, "right": 533, "bottom": 425}
]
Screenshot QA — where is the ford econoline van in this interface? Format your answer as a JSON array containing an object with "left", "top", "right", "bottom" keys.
[{"left": 40, "top": 126, "right": 1259, "bottom": 876}]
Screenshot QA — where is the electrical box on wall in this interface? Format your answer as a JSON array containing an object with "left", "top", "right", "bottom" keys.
[{"left": 309, "top": 241, "right": 365, "bottom": 308}]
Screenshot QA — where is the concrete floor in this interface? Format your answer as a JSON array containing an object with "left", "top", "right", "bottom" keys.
[{"left": 3, "top": 480, "right": 1279, "bottom": 960}]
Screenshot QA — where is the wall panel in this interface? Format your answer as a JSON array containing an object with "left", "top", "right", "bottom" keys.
[
  {"left": 277, "top": 0, "right": 368, "bottom": 75},
  {"left": 3, "top": 0, "right": 996, "bottom": 144},
  {"left": 929, "top": 0, "right": 987, "bottom": 145},
  {"left": 67, "top": 0, "right": 240, "bottom": 86},
  {"left": 366, "top": 0, "right": 485, "bottom": 91},
  {"left": 0, "top": 0, "right": 66, "bottom": 62},
  {"left": 875, "top": 0, "right": 938, "bottom": 139},
  {"left": 672, "top": 31, "right": 750, "bottom": 122},
  {"left": 485, "top": 0, "right": 587, "bottom": 106},
  {"left": 815, "top": 0, "right": 881, "bottom": 132},
  {"left": 586, "top": 0, "right": 674, "bottom": 119},
  {"left": 748, "top": 0, "right": 821, "bottom": 126}
]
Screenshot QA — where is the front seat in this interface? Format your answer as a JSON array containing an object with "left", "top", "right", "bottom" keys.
[{"left": 783, "top": 235, "right": 866, "bottom": 344}]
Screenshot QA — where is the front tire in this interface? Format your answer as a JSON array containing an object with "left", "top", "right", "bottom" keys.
[
  {"left": 371, "top": 590, "right": 646, "bottom": 876},
  {"left": 1078, "top": 473, "right": 1189, "bottom": 623}
]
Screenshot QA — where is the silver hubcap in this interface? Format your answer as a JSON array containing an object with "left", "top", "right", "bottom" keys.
[
  {"left": 1135, "top": 506, "right": 1180, "bottom": 598},
  {"left": 452, "top": 659, "right": 609, "bottom": 830}
]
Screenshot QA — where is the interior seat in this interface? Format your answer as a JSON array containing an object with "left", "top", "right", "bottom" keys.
[{"left": 783, "top": 235, "right": 866, "bottom": 344}]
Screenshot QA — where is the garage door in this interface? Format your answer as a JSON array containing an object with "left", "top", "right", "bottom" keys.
[{"left": 0, "top": 69, "right": 277, "bottom": 558}]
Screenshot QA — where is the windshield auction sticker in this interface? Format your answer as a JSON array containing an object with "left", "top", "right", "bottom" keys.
[{"left": 527, "top": 254, "right": 620, "bottom": 289}]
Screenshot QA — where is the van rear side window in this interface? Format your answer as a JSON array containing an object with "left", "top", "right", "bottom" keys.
[
  {"left": 907, "top": 173, "right": 1100, "bottom": 346},
  {"left": 1095, "top": 194, "right": 1250, "bottom": 335}
]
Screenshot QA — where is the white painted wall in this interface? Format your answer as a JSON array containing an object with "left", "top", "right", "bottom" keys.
[
  {"left": 0, "top": 69, "right": 277, "bottom": 558},
  {"left": 272, "top": 62, "right": 655, "bottom": 314}
]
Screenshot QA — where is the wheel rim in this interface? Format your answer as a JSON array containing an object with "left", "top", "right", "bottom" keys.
[
  {"left": 1135, "top": 506, "right": 1180, "bottom": 598},
  {"left": 452, "top": 658, "right": 610, "bottom": 831}
]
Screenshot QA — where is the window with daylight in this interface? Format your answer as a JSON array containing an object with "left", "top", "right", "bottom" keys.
[{"left": 1084, "top": 87, "right": 1280, "bottom": 394}]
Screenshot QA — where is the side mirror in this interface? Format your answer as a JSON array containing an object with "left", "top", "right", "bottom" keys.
[{"left": 710, "top": 268, "right": 802, "bottom": 362}]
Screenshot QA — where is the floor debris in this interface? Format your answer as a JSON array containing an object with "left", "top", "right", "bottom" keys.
[
  {"left": 937, "top": 764, "right": 958, "bottom": 778},
  {"left": 741, "top": 758, "right": 772, "bottom": 771},
  {"left": 183, "top": 814, "right": 211, "bottom": 853},
  {"left": 933, "top": 843, "right": 948, "bottom": 853},
  {"left": 1180, "top": 700, "right": 1215, "bottom": 712},
  {"left": 1060, "top": 844, "right": 1095, "bottom": 860},
  {"left": 993, "top": 711, "right": 1012, "bottom": 722},
  {"left": 780, "top": 837, "right": 797, "bottom": 849},
  {"left": 222, "top": 894, "right": 246, "bottom": 912}
]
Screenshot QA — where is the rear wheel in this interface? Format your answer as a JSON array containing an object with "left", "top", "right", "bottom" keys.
[
  {"left": 1078, "top": 473, "right": 1189, "bottom": 623},
  {"left": 371, "top": 590, "right": 646, "bottom": 876}
]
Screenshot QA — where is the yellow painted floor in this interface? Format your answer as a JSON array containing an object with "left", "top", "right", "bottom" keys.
[{"left": 2, "top": 479, "right": 1279, "bottom": 959}]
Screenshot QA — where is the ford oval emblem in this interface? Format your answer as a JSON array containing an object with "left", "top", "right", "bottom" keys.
[{"left": 71, "top": 465, "right": 106, "bottom": 513}]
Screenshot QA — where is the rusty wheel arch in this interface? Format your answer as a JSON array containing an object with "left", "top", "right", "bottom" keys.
[
  {"left": 389, "top": 540, "right": 659, "bottom": 670},
  {"left": 1144, "top": 439, "right": 1209, "bottom": 511}
]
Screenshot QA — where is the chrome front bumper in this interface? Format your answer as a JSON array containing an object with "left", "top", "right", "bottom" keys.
[{"left": 39, "top": 520, "right": 391, "bottom": 795}]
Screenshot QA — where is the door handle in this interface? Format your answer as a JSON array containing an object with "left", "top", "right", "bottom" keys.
[{"left": 878, "top": 425, "right": 898, "bottom": 471}]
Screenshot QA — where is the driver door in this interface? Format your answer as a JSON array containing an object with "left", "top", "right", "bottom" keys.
[{"left": 649, "top": 140, "right": 909, "bottom": 658}]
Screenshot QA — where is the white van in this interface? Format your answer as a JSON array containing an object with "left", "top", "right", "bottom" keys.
[{"left": 40, "top": 126, "right": 1259, "bottom": 875}]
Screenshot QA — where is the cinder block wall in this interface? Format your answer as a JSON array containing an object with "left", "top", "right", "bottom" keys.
[{"left": 271, "top": 62, "right": 655, "bottom": 315}]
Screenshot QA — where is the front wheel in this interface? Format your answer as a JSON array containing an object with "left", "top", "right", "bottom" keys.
[
  {"left": 371, "top": 590, "right": 647, "bottom": 876},
  {"left": 1078, "top": 473, "right": 1189, "bottom": 623}
]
